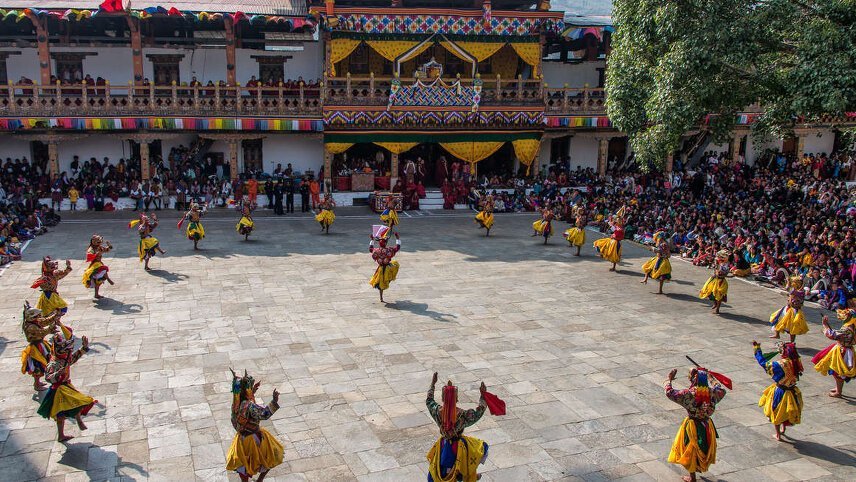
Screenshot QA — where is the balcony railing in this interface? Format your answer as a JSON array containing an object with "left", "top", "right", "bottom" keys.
[
  {"left": 0, "top": 82, "right": 323, "bottom": 117},
  {"left": 543, "top": 87, "right": 607, "bottom": 115},
  {"left": 324, "top": 75, "right": 546, "bottom": 107}
]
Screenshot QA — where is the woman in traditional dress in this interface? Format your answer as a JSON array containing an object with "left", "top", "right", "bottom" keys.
[
  {"left": 475, "top": 193, "right": 494, "bottom": 237},
  {"left": 592, "top": 207, "right": 625, "bottom": 270},
  {"left": 236, "top": 202, "right": 255, "bottom": 240},
  {"left": 641, "top": 242, "right": 672, "bottom": 294},
  {"left": 752, "top": 341, "right": 803, "bottom": 441},
  {"left": 226, "top": 369, "right": 284, "bottom": 482},
  {"left": 314, "top": 193, "right": 336, "bottom": 234},
  {"left": 81, "top": 234, "right": 114, "bottom": 299},
  {"left": 37, "top": 332, "right": 95, "bottom": 442},
  {"left": 563, "top": 204, "right": 586, "bottom": 256},
  {"left": 813, "top": 310, "right": 856, "bottom": 398}
]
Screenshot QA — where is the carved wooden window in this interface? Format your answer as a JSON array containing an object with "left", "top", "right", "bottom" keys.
[
  {"left": 52, "top": 53, "right": 92, "bottom": 84},
  {"left": 147, "top": 54, "right": 184, "bottom": 86},
  {"left": 252, "top": 56, "right": 290, "bottom": 85}
]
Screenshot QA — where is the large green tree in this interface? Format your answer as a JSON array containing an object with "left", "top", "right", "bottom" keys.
[{"left": 606, "top": 0, "right": 856, "bottom": 167}]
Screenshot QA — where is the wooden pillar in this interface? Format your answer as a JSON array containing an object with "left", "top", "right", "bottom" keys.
[
  {"left": 390, "top": 152, "right": 399, "bottom": 188},
  {"left": 324, "top": 150, "right": 333, "bottom": 188},
  {"left": 33, "top": 16, "right": 51, "bottom": 85},
  {"left": 224, "top": 18, "right": 237, "bottom": 86},
  {"left": 128, "top": 17, "right": 144, "bottom": 83},
  {"left": 47, "top": 140, "right": 59, "bottom": 177},
  {"left": 140, "top": 141, "right": 151, "bottom": 180},
  {"left": 229, "top": 140, "right": 239, "bottom": 181},
  {"left": 597, "top": 137, "right": 609, "bottom": 177},
  {"left": 729, "top": 133, "right": 741, "bottom": 163},
  {"left": 665, "top": 152, "right": 674, "bottom": 173},
  {"left": 796, "top": 134, "right": 806, "bottom": 159}
]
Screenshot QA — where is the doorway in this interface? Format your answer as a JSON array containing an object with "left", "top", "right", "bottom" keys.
[{"left": 242, "top": 139, "right": 263, "bottom": 174}]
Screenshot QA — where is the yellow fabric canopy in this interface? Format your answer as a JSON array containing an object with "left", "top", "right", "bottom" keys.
[
  {"left": 510, "top": 43, "right": 542, "bottom": 76},
  {"left": 324, "top": 143, "right": 354, "bottom": 155},
  {"left": 397, "top": 41, "right": 435, "bottom": 69},
  {"left": 374, "top": 142, "right": 419, "bottom": 155},
  {"left": 440, "top": 141, "right": 504, "bottom": 164},
  {"left": 441, "top": 41, "right": 505, "bottom": 63},
  {"left": 512, "top": 138, "right": 542, "bottom": 174},
  {"left": 366, "top": 40, "right": 421, "bottom": 63},
  {"left": 330, "top": 38, "right": 362, "bottom": 76},
  {"left": 491, "top": 45, "right": 519, "bottom": 80}
]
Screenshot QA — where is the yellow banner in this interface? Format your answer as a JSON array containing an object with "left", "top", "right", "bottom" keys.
[
  {"left": 330, "top": 38, "right": 362, "bottom": 76},
  {"left": 441, "top": 41, "right": 505, "bottom": 62},
  {"left": 374, "top": 142, "right": 419, "bottom": 155},
  {"left": 324, "top": 143, "right": 354, "bottom": 154},
  {"left": 512, "top": 138, "right": 542, "bottom": 174},
  {"left": 440, "top": 141, "right": 504, "bottom": 164},
  {"left": 366, "top": 40, "right": 420, "bottom": 63},
  {"left": 510, "top": 43, "right": 542, "bottom": 76}
]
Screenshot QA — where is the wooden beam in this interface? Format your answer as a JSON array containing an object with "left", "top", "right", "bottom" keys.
[
  {"left": 224, "top": 18, "right": 237, "bottom": 86},
  {"left": 127, "top": 16, "right": 144, "bottom": 83}
]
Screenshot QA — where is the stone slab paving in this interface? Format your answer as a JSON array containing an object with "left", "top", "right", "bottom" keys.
[{"left": 0, "top": 208, "right": 854, "bottom": 481}]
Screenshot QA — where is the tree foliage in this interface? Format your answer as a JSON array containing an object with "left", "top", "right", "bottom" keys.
[{"left": 606, "top": 0, "right": 856, "bottom": 167}]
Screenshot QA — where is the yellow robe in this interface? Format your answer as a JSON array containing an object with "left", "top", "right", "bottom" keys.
[
  {"left": 369, "top": 261, "right": 400, "bottom": 291},
  {"left": 475, "top": 211, "right": 494, "bottom": 230},
  {"left": 236, "top": 216, "right": 254, "bottom": 233},
  {"left": 315, "top": 209, "right": 335, "bottom": 226},
  {"left": 37, "top": 291, "right": 68, "bottom": 315},
  {"left": 668, "top": 417, "right": 717, "bottom": 474},
  {"left": 564, "top": 227, "right": 585, "bottom": 247},
  {"left": 81, "top": 261, "right": 104, "bottom": 288},
  {"left": 426, "top": 435, "right": 486, "bottom": 482},
  {"left": 759, "top": 384, "right": 802, "bottom": 426},
  {"left": 699, "top": 276, "right": 728, "bottom": 302},
  {"left": 814, "top": 346, "right": 856, "bottom": 379},
  {"left": 769, "top": 307, "right": 808, "bottom": 336},
  {"left": 381, "top": 209, "right": 399, "bottom": 227},
  {"left": 186, "top": 221, "right": 205, "bottom": 240},
  {"left": 642, "top": 256, "right": 672, "bottom": 280},
  {"left": 226, "top": 428, "right": 284, "bottom": 477},
  {"left": 593, "top": 237, "right": 621, "bottom": 264},
  {"left": 138, "top": 236, "right": 159, "bottom": 261}
]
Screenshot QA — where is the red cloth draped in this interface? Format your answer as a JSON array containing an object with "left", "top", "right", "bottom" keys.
[
  {"left": 482, "top": 391, "right": 506, "bottom": 416},
  {"left": 99, "top": 0, "right": 125, "bottom": 12}
]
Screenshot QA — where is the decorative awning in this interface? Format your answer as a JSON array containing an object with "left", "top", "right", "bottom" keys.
[
  {"left": 0, "top": 1, "right": 307, "bottom": 16},
  {"left": 325, "top": 131, "right": 540, "bottom": 144}
]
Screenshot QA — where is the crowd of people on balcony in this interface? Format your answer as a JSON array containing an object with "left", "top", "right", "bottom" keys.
[{"left": 12, "top": 75, "right": 322, "bottom": 98}]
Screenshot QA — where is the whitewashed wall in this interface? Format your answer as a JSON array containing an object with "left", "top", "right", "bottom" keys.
[
  {"left": 263, "top": 134, "right": 323, "bottom": 174},
  {"left": 2, "top": 48, "right": 40, "bottom": 82},
  {"left": 0, "top": 137, "right": 34, "bottom": 161},
  {"left": 569, "top": 136, "right": 599, "bottom": 170},
  {"left": 802, "top": 131, "right": 835, "bottom": 156},
  {"left": 542, "top": 60, "right": 605, "bottom": 89},
  {"left": 57, "top": 137, "right": 130, "bottom": 173}
]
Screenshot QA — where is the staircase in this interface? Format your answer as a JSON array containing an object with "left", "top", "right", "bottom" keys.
[
  {"left": 419, "top": 190, "right": 470, "bottom": 211},
  {"left": 683, "top": 131, "right": 711, "bottom": 169}
]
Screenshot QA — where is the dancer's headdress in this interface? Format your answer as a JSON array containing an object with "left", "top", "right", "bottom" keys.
[
  {"left": 22, "top": 301, "right": 43, "bottom": 324},
  {"left": 90, "top": 234, "right": 103, "bottom": 246},
  {"left": 441, "top": 381, "right": 457, "bottom": 434},
  {"left": 51, "top": 331, "right": 74, "bottom": 355},
  {"left": 837, "top": 308, "right": 856, "bottom": 328}
]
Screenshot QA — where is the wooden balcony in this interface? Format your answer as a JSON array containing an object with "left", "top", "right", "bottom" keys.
[
  {"left": 324, "top": 75, "right": 546, "bottom": 107},
  {"left": 544, "top": 87, "right": 607, "bottom": 115},
  {"left": 1, "top": 82, "right": 322, "bottom": 118}
]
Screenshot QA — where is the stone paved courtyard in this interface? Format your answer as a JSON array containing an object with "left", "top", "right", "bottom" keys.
[{"left": 1, "top": 208, "right": 854, "bottom": 481}]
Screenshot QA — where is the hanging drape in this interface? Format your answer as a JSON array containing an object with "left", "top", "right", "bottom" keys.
[
  {"left": 324, "top": 143, "right": 354, "bottom": 154},
  {"left": 509, "top": 43, "right": 542, "bottom": 76},
  {"left": 512, "top": 138, "right": 541, "bottom": 174},
  {"left": 366, "top": 40, "right": 421, "bottom": 63},
  {"left": 397, "top": 41, "right": 435, "bottom": 69},
  {"left": 441, "top": 41, "right": 504, "bottom": 62},
  {"left": 329, "top": 38, "right": 362, "bottom": 76},
  {"left": 374, "top": 142, "right": 419, "bottom": 155},
  {"left": 491, "top": 45, "right": 519, "bottom": 80},
  {"left": 440, "top": 141, "right": 504, "bottom": 164}
]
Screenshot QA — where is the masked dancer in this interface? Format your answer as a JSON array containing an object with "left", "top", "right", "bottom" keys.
[
  {"left": 813, "top": 311, "right": 856, "bottom": 398},
  {"left": 426, "top": 372, "right": 492, "bottom": 482},
  {"left": 130, "top": 213, "right": 165, "bottom": 271},
  {"left": 82, "top": 234, "right": 114, "bottom": 299},
  {"left": 593, "top": 207, "right": 625, "bottom": 271},
  {"left": 699, "top": 253, "right": 730, "bottom": 314},
  {"left": 531, "top": 205, "right": 554, "bottom": 244},
  {"left": 226, "top": 369, "right": 284, "bottom": 482},
  {"left": 474, "top": 193, "right": 494, "bottom": 237},
  {"left": 769, "top": 290, "right": 808, "bottom": 342},
  {"left": 641, "top": 242, "right": 672, "bottom": 294},
  {"left": 369, "top": 226, "right": 400, "bottom": 303},
  {"left": 665, "top": 366, "right": 729, "bottom": 482},
  {"left": 21, "top": 301, "right": 56, "bottom": 391},
  {"left": 315, "top": 193, "right": 336, "bottom": 234},
  {"left": 180, "top": 202, "right": 206, "bottom": 250},
  {"left": 563, "top": 204, "right": 586, "bottom": 256},
  {"left": 752, "top": 341, "right": 803, "bottom": 441},
  {"left": 31, "top": 256, "right": 73, "bottom": 338},
  {"left": 37, "top": 331, "right": 95, "bottom": 442},
  {"left": 380, "top": 195, "right": 400, "bottom": 228},
  {"left": 236, "top": 202, "right": 255, "bottom": 241}
]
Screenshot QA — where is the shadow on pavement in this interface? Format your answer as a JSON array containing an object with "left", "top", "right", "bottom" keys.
[{"left": 385, "top": 300, "right": 457, "bottom": 323}]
